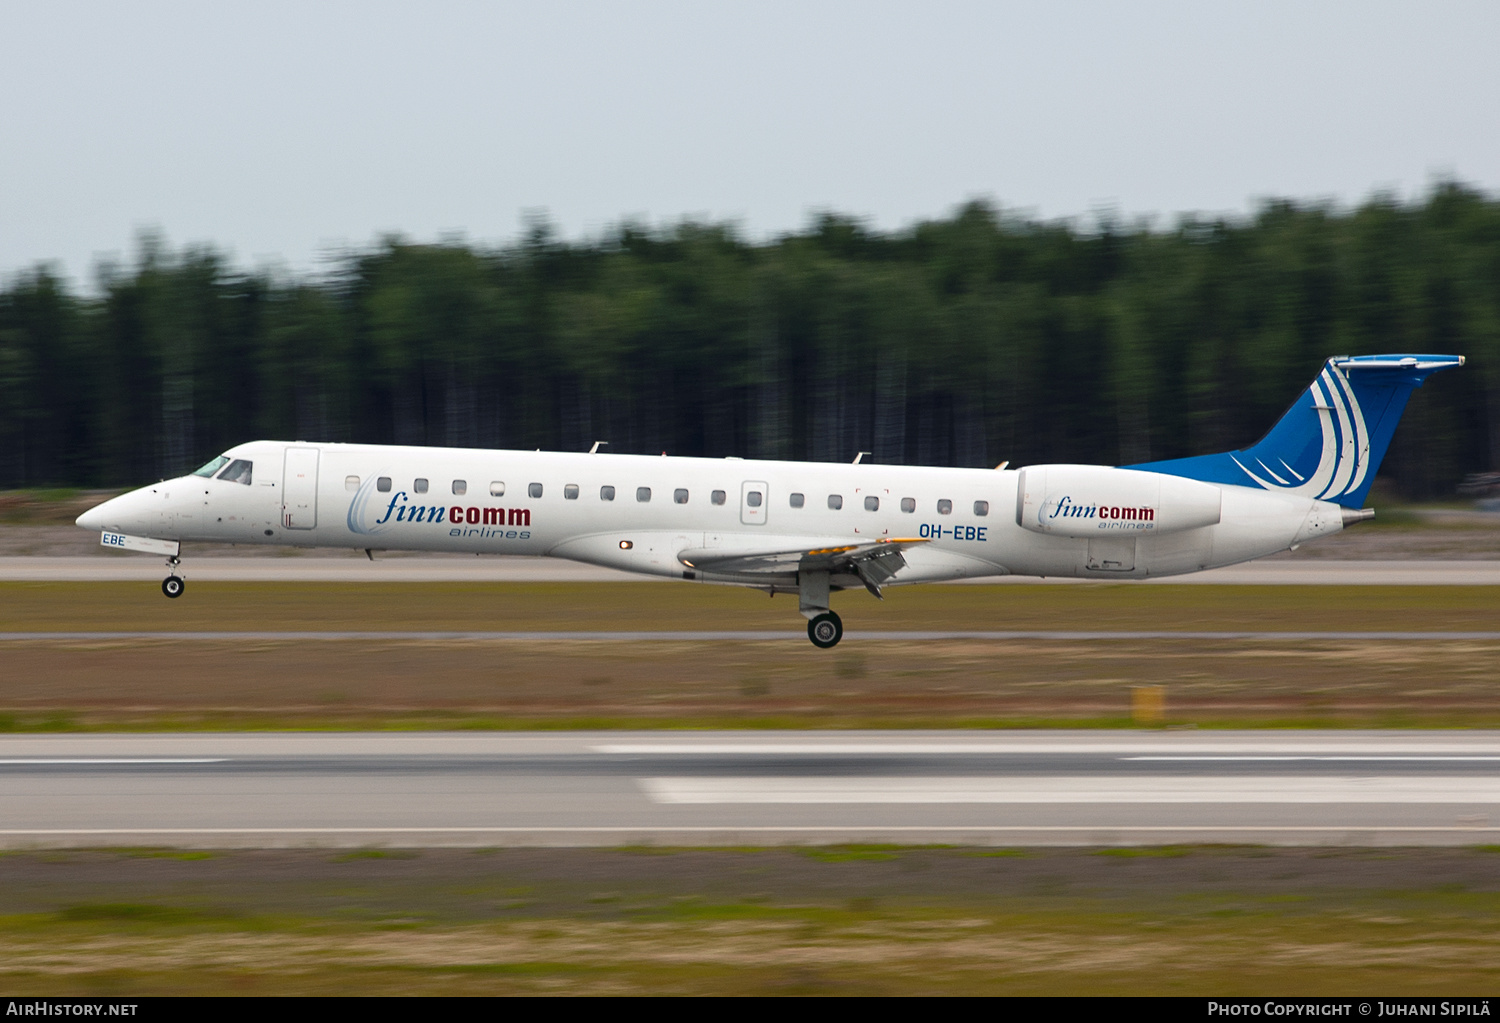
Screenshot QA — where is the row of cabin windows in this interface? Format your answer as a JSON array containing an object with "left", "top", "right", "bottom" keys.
[
  {"left": 358, "top": 476, "right": 507, "bottom": 496},
  {"left": 353, "top": 475, "right": 716, "bottom": 504},
  {"left": 348, "top": 475, "right": 988, "bottom": 516},
  {"left": 804, "top": 493, "right": 988, "bottom": 516}
]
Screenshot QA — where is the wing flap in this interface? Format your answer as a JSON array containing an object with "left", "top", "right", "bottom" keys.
[{"left": 677, "top": 537, "right": 928, "bottom": 582}]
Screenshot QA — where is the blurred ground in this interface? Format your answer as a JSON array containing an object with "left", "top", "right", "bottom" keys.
[
  {"left": 2, "top": 582, "right": 1498, "bottom": 729},
  {"left": 1, "top": 846, "right": 1497, "bottom": 995},
  {"left": 2, "top": 635, "right": 1495, "bottom": 730},
  {"left": 4, "top": 508, "right": 1497, "bottom": 993},
  {"left": 7, "top": 579, "right": 1496, "bottom": 632},
  {"left": 6, "top": 497, "right": 1495, "bottom": 997}
]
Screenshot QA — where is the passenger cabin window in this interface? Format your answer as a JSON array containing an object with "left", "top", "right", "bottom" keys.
[
  {"left": 452, "top": 480, "right": 467, "bottom": 496},
  {"left": 414, "top": 478, "right": 429, "bottom": 494},
  {"left": 529, "top": 483, "right": 543, "bottom": 498},
  {"left": 937, "top": 499, "right": 952, "bottom": 515},
  {"left": 789, "top": 492, "right": 805, "bottom": 508},
  {"left": 674, "top": 488, "right": 689, "bottom": 504},
  {"left": 192, "top": 455, "right": 230, "bottom": 478},
  {"left": 974, "top": 500, "right": 990, "bottom": 516},
  {"left": 377, "top": 477, "right": 392, "bottom": 493},
  {"left": 600, "top": 485, "right": 616, "bottom": 501},
  {"left": 900, "top": 497, "right": 916, "bottom": 513},
  {"left": 828, "top": 494, "right": 843, "bottom": 510},
  {"left": 746, "top": 490, "right": 763, "bottom": 507},
  {"left": 711, "top": 490, "right": 726, "bottom": 505},
  {"left": 637, "top": 487, "right": 652, "bottom": 502},
  {"left": 864, "top": 495, "right": 879, "bottom": 511},
  {"left": 345, "top": 475, "right": 360, "bottom": 492},
  {"left": 564, "top": 484, "right": 579, "bottom": 500},
  {"left": 490, "top": 481, "right": 505, "bottom": 497},
  {"left": 217, "top": 459, "right": 253, "bottom": 486}
]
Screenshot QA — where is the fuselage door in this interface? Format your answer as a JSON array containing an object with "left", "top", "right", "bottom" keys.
[
  {"left": 740, "top": 480, "right": 768, "bottom": 526},
  {"left": 282, "top": 447, "right": 320, "bottom": 529}
]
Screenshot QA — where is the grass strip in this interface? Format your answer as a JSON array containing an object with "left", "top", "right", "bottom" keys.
[
  {"left": 4, "top": 582, "right": 1498, "bottom": 730},
  {"left": 1, "top": 846, "right": 1498, "bottom": 995},
  {"left": 4, "top": 580, "right": 1499, "bottom": 633}
]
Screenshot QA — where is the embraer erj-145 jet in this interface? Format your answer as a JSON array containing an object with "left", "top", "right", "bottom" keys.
[{"left": 77, "top": 354, "right": 1463, "bottom": 647}]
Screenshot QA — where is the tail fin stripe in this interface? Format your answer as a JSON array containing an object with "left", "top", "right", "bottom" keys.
[
  {"left": 1302, "top": 378, "right": 1339, "bottom": 498},
  {"left": 1256, "top": 459, "right": 1291, "bottom": 485},
  {"left": 1230, "top": 454, "right": 1275, "bottom": 490},
  {"left": 1320, "top": 367, "right": 1359, "bottom": 501},
  {"left": 1328, "top": 363, "right": 1372, "bottom": 497}
]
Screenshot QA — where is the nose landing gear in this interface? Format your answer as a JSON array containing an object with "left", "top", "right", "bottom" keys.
[
  {"left": 162, "top": 555, "right": 185, "bottom": 599},
  {"left": 807, "top": 611, "right": 843, "bottom": 649}
]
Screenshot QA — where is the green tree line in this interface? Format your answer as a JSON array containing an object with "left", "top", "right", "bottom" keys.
[{"left": 2, "top": 185, "right": 1497, "bottom": 497}]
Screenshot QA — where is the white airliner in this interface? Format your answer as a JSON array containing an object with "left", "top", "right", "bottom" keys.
[{"left": 76, "top": 354, "right": 1462, "bottom": 647}]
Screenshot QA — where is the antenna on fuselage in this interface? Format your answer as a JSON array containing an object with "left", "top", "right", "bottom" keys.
[
  {"left": 589, "top": 441, "right": 609, "bottom": 454},
  {"left": 994, "top": 461, "right": 1010, "bottom": 470},
  {"left": 852, "top": 452, "right": 871, "bottom": 464}
]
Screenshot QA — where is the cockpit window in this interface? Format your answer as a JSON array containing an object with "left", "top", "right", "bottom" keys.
[
  {"left": 192, "top": 455, "right": 230, "bottom": 478},
  {"left": 217, "top": 459, "right": 253, "bottom": 485}
]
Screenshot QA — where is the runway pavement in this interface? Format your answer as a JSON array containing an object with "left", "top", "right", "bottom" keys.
[
  {"left": 2, "top": 730, "right": 1498, "bottom": 848},
  {"left": 4, "top": 556, "right": 1500, "bottom": 583},
  {"left": 5, "top": 629, "right": 1500, "bottom": 641}
]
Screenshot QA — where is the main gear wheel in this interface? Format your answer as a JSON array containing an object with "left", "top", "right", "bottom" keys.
[{"left": 807, "top": 611, "right": 843, "bottom": 649}]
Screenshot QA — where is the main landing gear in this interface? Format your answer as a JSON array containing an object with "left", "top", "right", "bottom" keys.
[
  {"left": 161, "top": 556, "right": 185, "bottom": 599},
  {"left": 807, "top": 611, "right": 843, "bottom": 649},
  {"left": 799, "top": 568, "right": 843, "bottom": 648}
]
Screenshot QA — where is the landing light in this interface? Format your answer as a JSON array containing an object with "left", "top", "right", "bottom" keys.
[{"left": 619, "top": 540, "right": 633, "bottom": 550}]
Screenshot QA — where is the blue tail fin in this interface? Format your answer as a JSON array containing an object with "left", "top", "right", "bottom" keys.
[{"left": 1127, "top": 354, "right": 1465, "bottom": 508}]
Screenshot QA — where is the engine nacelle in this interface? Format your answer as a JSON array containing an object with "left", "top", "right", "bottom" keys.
[{"left": 1015, "top": 464, "right": 1222, "bottom": 538}]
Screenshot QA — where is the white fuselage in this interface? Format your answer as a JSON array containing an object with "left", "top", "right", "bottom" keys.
[{"left": 78, "top": 440, "right": 1347, "bottom": 587}]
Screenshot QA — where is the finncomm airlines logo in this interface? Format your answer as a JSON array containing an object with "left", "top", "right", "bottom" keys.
[
  {"left": 1047, "top": 495, "right": 1157, "bottom": 530},
  {"left": 373, "top": 493, "right": 529, "bottom": 527},
  {"left": 346, "top": 478, "right": 532, "bottom": 540}
]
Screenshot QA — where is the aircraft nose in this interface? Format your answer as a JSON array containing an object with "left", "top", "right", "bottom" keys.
[{"left": 75, "top": 491, "right": 144, "bottom": 533}]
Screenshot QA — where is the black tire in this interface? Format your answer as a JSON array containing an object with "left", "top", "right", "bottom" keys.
[
  {"left": 807, "top": 611, "right": 843, "bottom": 649},
  {"left": 162, "top": 575, "right": 185, "bottom": 599}
]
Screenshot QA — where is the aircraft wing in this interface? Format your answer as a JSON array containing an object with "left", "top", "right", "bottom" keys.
[{"left": 676, "top": 537, "right": 929, "bottom": 597}]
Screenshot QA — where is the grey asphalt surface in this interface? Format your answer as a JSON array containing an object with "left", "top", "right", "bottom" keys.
[
  {"left": 2, "top": 731, "right": 1498, "bottom": 848},
  {"left": 5, "top": 556, "right": 1500, "bottom": 584},
  {"left": 5, "top": 630, "right": 1500, "bottom": 641}
]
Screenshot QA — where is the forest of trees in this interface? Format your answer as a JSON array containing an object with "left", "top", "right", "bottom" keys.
[{"left": 2, "top": 184, "right": 1498, "bottom": 498}]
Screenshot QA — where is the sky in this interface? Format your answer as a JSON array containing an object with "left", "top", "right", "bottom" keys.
[{"left": 3, "top": 0, "right": 1498, "bottom": 287}]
